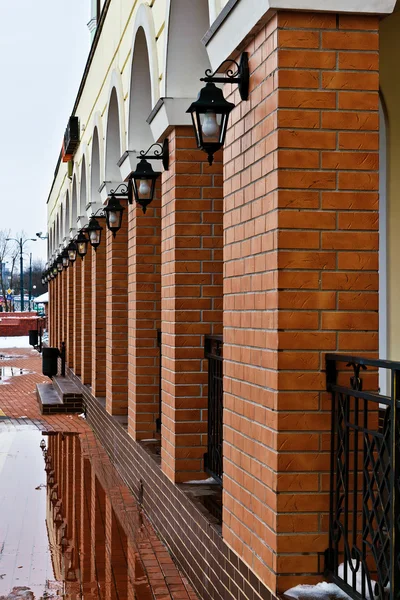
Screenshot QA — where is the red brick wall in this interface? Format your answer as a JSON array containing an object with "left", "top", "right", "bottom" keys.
[
  {"left": 106, "top": 206, "right": 129, "bottom": 415},
  {"left": 161, "top": 126, "right": 223, "bottom": 483},
  {"left": 127, "top": 196, "right": 161, "bottom": 440},
  {"left": 222, "top": 11, "right": 379, "bottom": 594},
  {"left": 92, "top": 240, "right": 107, "bottom": 396},
  {"left": 81, "top": 244, "right": 93, "bottom": 385},
  {"left": 0, "top": 314, "right": 43, "bottom": 337},
  {"left": 73, "top": 259, "right": 82, "bottom": 376},
  {"left": 66, "top": 267, "right": 74, "bottom": 366}
]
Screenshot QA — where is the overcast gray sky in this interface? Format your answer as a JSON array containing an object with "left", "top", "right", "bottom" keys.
[{"left": 0, "top": 0, "right": 90, "bottom": 261}]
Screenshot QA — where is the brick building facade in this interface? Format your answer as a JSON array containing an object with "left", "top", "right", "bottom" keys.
[{"left": 45, "top": 1, "right": 397, "bottom": 598}]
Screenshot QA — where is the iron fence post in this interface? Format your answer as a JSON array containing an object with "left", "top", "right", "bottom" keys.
[
  {"left": 60, "top": 341, "right": 66, "bottom": 377},
  {"left": 392, "top": 370, "right": 400, "bottom": 600}
]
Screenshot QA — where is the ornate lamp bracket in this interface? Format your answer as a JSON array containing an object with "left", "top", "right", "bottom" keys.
[{"left": 200, "top": 52, "right": 249, "bottom": 101}]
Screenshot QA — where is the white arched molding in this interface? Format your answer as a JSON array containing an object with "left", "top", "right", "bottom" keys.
[
  {"left": 102, "top": 72, "right": 126, "bottom": 201},
  {"left": 71, "top": 173, "right": 78, "bottom": 238},
  {"left": 129, "top": 4, "right": 159, "bottom": 110},
  {"left": 90, "top": 127, "right": 102, "bottom": 213},
  {"left": 63, "top": 192, "right": 70, "bottom": 244},
  {"left": 79, "top": 151, "right": 89, "bottom": 225},
  {"left": 148, "top": 0, "right": 208, "bottom": 142},
  {"left": 208, "top": 0, "right": 222, "bottom": 25},
  {"left": 162, "top": 0, "right": 210, "bottom": 98}
]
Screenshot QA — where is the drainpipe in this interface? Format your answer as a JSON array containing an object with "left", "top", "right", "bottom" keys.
[{"left": 87, "top": 0, "right": 99, "bottom": 41}]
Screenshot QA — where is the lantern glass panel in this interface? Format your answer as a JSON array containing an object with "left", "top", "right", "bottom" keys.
[
  {"left": 62, "top": 256, "right": 69, "bottom": 268},
  {"left": 199, "top": 111, "right": 223, "bottom": 144},
  {"left": 57, "top": 262, "right": 63, "bottom": 272},
  {"left": 68, "top": 248, "right": 77, "bottom": 262},
  {"left": 89, "top": 229, "right": 101, "bottom": 246},
  {"left": 77, "top": 241, "right": 87, "bottom": 256},
  {"left": 107, "top": 209, "right": 122, "bottom": 230}
]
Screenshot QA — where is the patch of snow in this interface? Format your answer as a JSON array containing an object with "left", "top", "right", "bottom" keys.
[
  {"left": 285, "top": 561, "right": 382, "bottom": 600},
  {"left": 284, "top": 582, "right": 351, "bottom": 599},
  {"left": 184, "top": 477, "right": 220, "bottom": 485},
  {"left": 338, "top": 561, "right": 379, "bottom": 600},
  {"left": 0, "top": 337, "right": 30, "bottom": 349}
]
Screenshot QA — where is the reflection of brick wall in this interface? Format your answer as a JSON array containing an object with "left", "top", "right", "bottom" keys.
[{"left": 0, "top": 313, "right": 43, "bottom": 336}]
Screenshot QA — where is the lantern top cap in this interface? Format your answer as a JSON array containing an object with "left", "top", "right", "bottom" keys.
[
  {"left": 133, "top": 158, "right": 160, "bottom": 178},
  {"left": 186, "top": 82, "right": 235, "bottom": 115},
  {"left": 88, "top": 215, "right": 103, "bottom": 231}
]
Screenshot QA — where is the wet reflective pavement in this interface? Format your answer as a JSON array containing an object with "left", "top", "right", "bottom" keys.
[
  {"left": 0, "top": 421, "right": 197, "bottom": 600},
  {"left": 0, "top": 425, "right": 58, "bottom": 598},
  {"left": 0, "top": 368, "right": 32, "bottom": 384}
]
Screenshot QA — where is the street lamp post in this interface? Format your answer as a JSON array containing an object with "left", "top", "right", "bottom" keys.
[{"left": 6, "top": 237, "right": 36, "bottom": 312}]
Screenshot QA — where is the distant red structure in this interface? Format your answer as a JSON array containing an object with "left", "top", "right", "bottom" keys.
[{"left": 0, "top": 312, "right": 45, "bottom": 337}]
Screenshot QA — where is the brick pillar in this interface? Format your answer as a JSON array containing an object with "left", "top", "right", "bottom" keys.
[
  {"left": 66, "top": 266, "right": 74, "bottom": 366},
  {"left": 81, "top": 244, "right": 92, "bottom": 385},
  {"left": 61, "top": 269, "right": 67, "bottom": 345},
  {"left": 105, "top": 499, "right": 128, "bottom": 600},
  {"left": 223, "top": 12, "right": 379, "bottom": 594},
  {"left": 72, "top": 436, "right": 81, "bottom": 557},
  {"left": 56, "top": 275, "right": 61, "bottom": 349},
  {"left": 92, "top": 240, "right": 107, "bottom": 396},
  {"left": 127, "top": 195, "right": 161, "bottom": 440},
  {"left": 161, "top": 126, "right": 223, "bottom": 483},
  {"left": 91, "top": 475, "right": 106, "bottom": 584},
  {"left": 106, "top": 205, "right": 129, "bottom": 415},
  {"left": 80, "top": 456, "right": 92, "bottom": 585},
  {"left": 73, "top": 258, "right": 82, "bottom": 376},
  {"left": 65, "top": 435, "right": 74, "bottom": 538},
  {"left": 49, "top": 282, "right": 54, "bottom": 346}
]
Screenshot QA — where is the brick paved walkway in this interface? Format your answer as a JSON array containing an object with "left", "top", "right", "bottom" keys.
[
  {"left": 0, "top": 347, "right": 87, "bottom": 432},
  {"left": 0, "top": 345, "right": 198, "bottom": 600}
]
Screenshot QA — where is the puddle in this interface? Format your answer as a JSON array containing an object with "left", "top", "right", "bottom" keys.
[
  {"left": 0, "top": 426, "right": 194, "bottom": 600},
  {"left": 0, "top": 368, "right": 32, "bottom": 384}
]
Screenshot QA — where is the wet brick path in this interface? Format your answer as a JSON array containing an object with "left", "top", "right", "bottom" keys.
[{"left": 0, "top": 346, "right": 198, "bottom": 600}]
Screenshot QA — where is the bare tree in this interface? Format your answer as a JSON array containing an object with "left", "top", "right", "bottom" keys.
[{"left": 0, "top": 230, "right": 18, "bottom": 312}]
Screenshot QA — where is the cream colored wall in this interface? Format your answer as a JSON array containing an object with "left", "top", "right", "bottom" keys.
[
  {"left": 380, "top": 11, "right": 400, "bottom": 360},
  {"left": 47, "top": 0, "right": 167, "bottom": 245}
]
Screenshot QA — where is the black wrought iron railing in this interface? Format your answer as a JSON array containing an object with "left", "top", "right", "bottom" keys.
[
  {"left": 325, "top": 353, "right": 400, "bottom": 600},
  {"left": 57, "top": 342, "right": 66, "bottom": 377},
  {"left": 204, "top": 335, "right": 223, "bottom": 483}
]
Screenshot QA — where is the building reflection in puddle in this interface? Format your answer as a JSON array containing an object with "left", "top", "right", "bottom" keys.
[{"left": 44, "top": 432, "right": 180, "bottom": 600}]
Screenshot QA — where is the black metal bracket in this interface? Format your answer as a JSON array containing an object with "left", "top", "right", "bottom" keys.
[
  {"left": 109, "top": 183, "right": 130, "bottom": 197},
  {"left": 200, "top": 52, "right": 249, "bottom": 101},
  {"left": 139, "top": 139, "right": 169, "bottom": 171}
]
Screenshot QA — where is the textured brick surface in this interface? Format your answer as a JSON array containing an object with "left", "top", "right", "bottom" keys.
[
  {"left": 81, "top": 244, "right": 93, "bottom": 385},
  {"left": 127, "top": 196, "right": 161, "bottom": 440},
  {"left": 223, "top": 11, "right": 379, "bottom": 594},
  {"left": 92, "top": 241, "right": 107, "bottom": 396},
  {"left": 106, "top": 205, "right": 129, "bottom": 415},
  {"left": 161, "top": 127, "right": 223, "bottom": 483}
]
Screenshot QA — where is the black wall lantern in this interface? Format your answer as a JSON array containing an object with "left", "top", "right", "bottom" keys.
[
  {"left": 103, "top": 193, "right": 125, "bottom": 237},
  {"left": 76, "top": 230, "right": 89, "bottom": 259},
  {"left": 62, "top": 249, "right": 69, "bottom": 270},
  {"left": 187, "top": 52, "right": 249, "bottom": 165},
  {"left": 86, "top": 215, "right": 103, "bottom": 249},
  {"left": 67, "top": 240, "right": 78, "bottom": 263},
  {"left": 57, "top": 254, "right": 63, "bottom": 272},
  {"left": 129, "top": 140, "right": 169, "bottom": 213}
]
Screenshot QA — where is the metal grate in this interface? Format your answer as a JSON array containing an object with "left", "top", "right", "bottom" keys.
[
  {"left": 325, "top": 353, "right": 400, "bottom": 600},
  {"left": 204, "top": 335, "right": 223, "bottom": 483}
]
